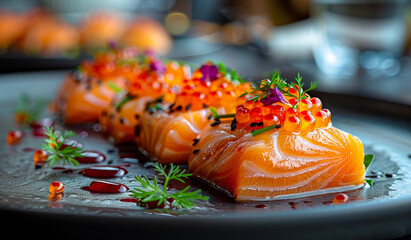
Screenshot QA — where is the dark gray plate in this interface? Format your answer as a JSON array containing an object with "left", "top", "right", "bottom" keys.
[{"left": 0, "top": 71, "right": 411, "bottom": 239}]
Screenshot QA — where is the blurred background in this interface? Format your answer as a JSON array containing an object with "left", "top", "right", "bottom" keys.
[{"left": 0, "top": 0, "right": 410, "bottom": 106}]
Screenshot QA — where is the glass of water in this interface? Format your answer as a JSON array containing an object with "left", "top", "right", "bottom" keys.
[{"left": 311, "top": 0, "right": 409, "bottom": 78}]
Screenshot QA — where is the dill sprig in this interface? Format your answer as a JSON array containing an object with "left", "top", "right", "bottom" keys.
[
  {"left": 40, "top": 126, "right": 84, "bottom": 167},
  {"left": 130, "top": 163, "right": 209, "bottom": 209}
]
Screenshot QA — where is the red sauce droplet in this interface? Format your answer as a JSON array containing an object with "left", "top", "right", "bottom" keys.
[
  {"left": 80, "top": 165, "right": 127, "bottom": 178},
  {"left": 76, "top": 151, "right": 106, "bottom": 164},
  {"left": 120, "top": 198, "right": 138, "bottom": 203},
  {"left": 255, "top": 204, "right": 268, "bottom": 208},
  {"left": 31, "top": 118, "right": 54, "bottom": 137},
  {"left": 82, "top": 180, "right": 129, "bottom": 193}
]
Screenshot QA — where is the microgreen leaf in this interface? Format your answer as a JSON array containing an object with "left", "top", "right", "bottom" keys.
[
  {"left": 130, "top": 163, "right": 209, "bottom": 209},
  {"left": 365, "top": 179, "right": 374, "bottom": 186}
]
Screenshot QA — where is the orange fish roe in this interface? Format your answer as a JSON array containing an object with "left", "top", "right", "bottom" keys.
[
  {"left": 49, "top": 181, "right": 64, "bottom": 194},
  {"left": 6, "top": 129, "right": 23, "bottom": 145},
  {"left": 333, "top": 193, "right": 349, "bottom": 205},
  {"left": 169, "top": 63, "right": 251, "bottom": 113},
  {"left": 232, "top": 75, "right": 330, "bottom": 134},
  {"left": 33, "top": 149, "right": 48, "bottom": 165}
]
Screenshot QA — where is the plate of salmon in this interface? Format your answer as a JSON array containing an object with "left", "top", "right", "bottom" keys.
[{"left": 1, "top": 45, "right": 411, "bottom": 240}]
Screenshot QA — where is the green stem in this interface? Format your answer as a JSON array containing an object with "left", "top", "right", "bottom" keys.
[
  {"left": 214, "top": 114, "right": 235, "bottom": 119},
  {"left": 252, "top": 124, "right": 281, "bottom": 137}
]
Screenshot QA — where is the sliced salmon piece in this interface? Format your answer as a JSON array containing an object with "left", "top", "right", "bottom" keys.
[
  {"left": 135, "top": 61, "right": 252, "bottom": 164},
  {"left": 100, "top": 95, "right": 154, "bottom": 144},
  {"left": 54, "top": 73, "right": 127, "bottom": 125},
  {"left": 188, "top": 122, "right": 365, "bottom": 201},
  {"left": 136, "top": 107, "right": 216, "bottom": 164},
  {"left": 98, "top": 61, "right": 191, "bottom": 144}
]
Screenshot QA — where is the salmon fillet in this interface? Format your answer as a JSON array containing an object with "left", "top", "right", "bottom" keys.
[{"left": 188, "top": 122, "right": 365, "bottom": 201}]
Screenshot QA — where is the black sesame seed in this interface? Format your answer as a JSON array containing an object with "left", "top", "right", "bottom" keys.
[
  {"left": 203, "top": 103, "right": 208, "bottom": 108},
  {"left": 176, "top": 105, "right": 182, "bottom": 111},
  {"left": 134, "top": 114, "right": 140, "bottom": 119},
  {"left": 231, "top": 124, "right": 237, "bottom": 131},
  {"left": 119, "top": 118, "right": 125, "bottom": 125},
  {"left": 185, "top": 104, "right": 192, "bottom": 111},
  {"left": 148, "top": 108, "right": 155, "bottom": 114},
  {"left": 385, "top": 173, "right": 393, "bottom": 178},
  {"left": 134, "top": 125, "right": 140, "bottom": 136},
  {"left": 193, "top": 138, "right": 200, "bottom": 146},
  {"left": 207, "top": 114, "right": 213, "bottom": 120},
  {"left": 193, "top": 149, "right": 200, "bottom": 154},
  {"left": 211, "top": 120, "right": 221, "bottom": 127},
  {"left": 169, "top": 103, "right": 175, "bottom": 110},
  {"left": 257, "top": 121, "right": 264, "bottom": 126},
  {"left": 250, "top": 122, "right": 257, "bottom": 127},
  {"left": 275, "top": 124, "right": 281, "bottom": 129}
]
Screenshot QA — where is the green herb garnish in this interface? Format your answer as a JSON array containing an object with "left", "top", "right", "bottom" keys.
[
  {"left": 40, "top": 126, "right": 84, "bottom": 167},
  {"left": 251, "top": 124, "right": 281, "bottom": 137},
  {"left": 208, "top": 106, "right": 235, "bottom": 119},
  {"left": 107, "top": 82, "right": 123, "bottom": 93},
  {"left": 364, "top": 154, "right": 375, "bottom": 186},
  {"left": 240, "top": 72, "right": 318, "bottom": 108},
  {"left": 364, "top": 154, "right": 374, "bottom": 169},
  {"left": 130, "top": 163, "right": 209, "bottom": 209}
]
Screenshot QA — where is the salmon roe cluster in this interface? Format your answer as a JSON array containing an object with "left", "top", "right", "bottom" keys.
[
  {"left": 235, "top": 96, "right": 331, "bottom": 132},
  {"left": 170, "top": 62, "right": 250, "bottom": 112}
]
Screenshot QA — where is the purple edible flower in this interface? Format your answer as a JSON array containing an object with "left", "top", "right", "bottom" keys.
[
  {"left": 260, "top": 87, "right": 288, "bottom": 106},
  {"left": 150, "top": 59, "right": 165, "bottom": 75},
  {"left": 199, "top": 64, "right": 218, "bottom": 82}
]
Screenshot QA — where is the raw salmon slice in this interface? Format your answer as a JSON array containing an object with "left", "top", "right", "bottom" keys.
[
  {"left": 136, "top": 107, "right": 214, "bottom": 164},
  {"left": 188, "top": 123, "right": 365, "bottom": 201},
  {"left": 188, "top": 73, "right": 365, "bottom": 201},
  {"left": 99, "top": 61, "right": 191, "bottom": 144},
  {"left": 54, "top": 46, "right": 140, "bottom": 124},
  {"left": 135, "top": 61, "right": 251, "bottom": 163},
  {"left": 54, "top": 73, "right": 127, "bottom": 125}
]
